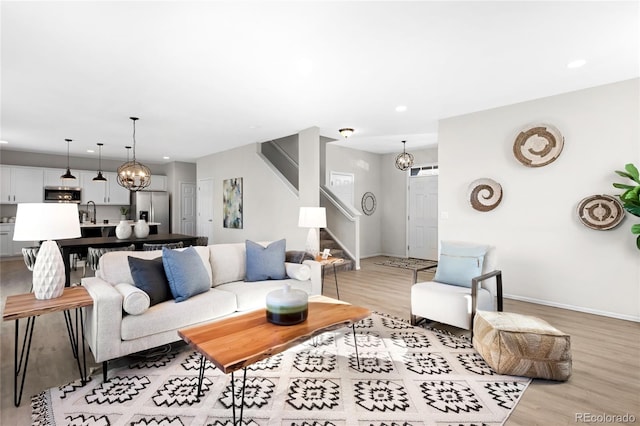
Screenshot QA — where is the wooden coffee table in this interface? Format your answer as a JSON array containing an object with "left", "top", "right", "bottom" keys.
[{"left": 178, "top": 295, "right": 370, "bottom": 423}]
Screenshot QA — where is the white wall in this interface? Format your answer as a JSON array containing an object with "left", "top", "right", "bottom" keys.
[
  {"left": 196, "top": 128, "right": 321, "bottom": 250},
  {"left": 438, "top": 79, "right": 640, "bottom": 321}
]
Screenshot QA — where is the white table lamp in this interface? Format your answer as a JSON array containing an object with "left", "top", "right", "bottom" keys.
[
  {"left": 13, "top": 203, "right": 81, "bottom": 299},
  {"left": 298, "top": 207, "right": 326, "bottom": 256}
]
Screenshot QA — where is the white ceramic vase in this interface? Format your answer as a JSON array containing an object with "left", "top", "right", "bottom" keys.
[
  {"left": 134, "top": 219, "right": 150, "bottom": 239},
  {"left": 115, "top": 220, "right": 132, "bottom": 239},
  {"left": 32, "top": 240, "right": 65, "bottom": 299}
]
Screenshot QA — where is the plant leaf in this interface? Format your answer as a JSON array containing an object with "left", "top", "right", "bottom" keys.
[
  {"left": 615, "top": 170, "right": 634, "bottom": 179},
  {"left": 637, "top": 235, "right": 640, "bottom": 251},
  {"left": 632, "top": 224, "right": 640, "bottom": 234},
  {"left": 625, "top": 163, "right": 639, "bottom": 181},
  {"left": 613, "top": 183, "right": 635, "bottom": 190},
  {"left": 625, "top": 205, "right": 640, "bottom": 217}
]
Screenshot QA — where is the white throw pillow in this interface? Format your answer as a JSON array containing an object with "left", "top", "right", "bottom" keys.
[
  {"left": 285, "top": 262, "right": 311, "bottom": 281},
  {"left": 115, "top": 282, "right": 151, "bottom": 315}
]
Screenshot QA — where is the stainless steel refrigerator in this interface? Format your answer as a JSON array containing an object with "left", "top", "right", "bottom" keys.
[{"left": 131, "top": 191, "right": 170, "bottom": 234}]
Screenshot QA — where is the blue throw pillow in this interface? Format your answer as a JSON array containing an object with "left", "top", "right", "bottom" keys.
[
  {"left": 434, "top": 242, "right": 488, "bottom": 288},
  {"left": 162, "top": 247, "right": 210, "bottom": 302},
  {"left": 245, "top": 239, "right": 286, "bottom": 282},
  {"left": 128, "top": 256, "right": 171, "bottom": 306}
]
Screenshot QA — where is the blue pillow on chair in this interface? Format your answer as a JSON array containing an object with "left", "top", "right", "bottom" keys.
[
  {"left": 162, "top": 247, "right": 210, "bottom": 302},
  {"left": 245, "top": 239, "right": 286, "bottom": 281},
  {"left": 434, "top": 242, "right": 488, "bottom": 288}
]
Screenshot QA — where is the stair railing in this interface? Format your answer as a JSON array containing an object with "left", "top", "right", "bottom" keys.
[{"left": 320, "top": 185, "right": 361, "bottom": 270}]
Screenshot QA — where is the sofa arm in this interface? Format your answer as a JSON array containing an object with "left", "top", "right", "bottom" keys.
[
  {"left": 303, "top": 259, "right": 322, "bottom": 296},
  {"left": 82, "top": 276, "right": 124, "bottom": 363}
]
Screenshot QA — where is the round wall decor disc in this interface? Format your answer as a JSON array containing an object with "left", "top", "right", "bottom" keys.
[
  {"left": 577, "top": 194, "right": 625, "bottom": 230},
  {"left": 361, "top": 192, "right": 376, "bottom": 216},
  {"left": 468, "top": 178, "right": 503, "bottom": 212},
  {"left": 513, "top": 124, "right": 564, "bottom": 167}
]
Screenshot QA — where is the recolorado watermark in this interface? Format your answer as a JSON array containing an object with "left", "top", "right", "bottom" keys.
[{"left": 576, "top": 412, "right": 637, "bottom": 423}]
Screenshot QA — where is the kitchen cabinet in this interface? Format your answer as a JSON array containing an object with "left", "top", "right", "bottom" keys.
[
  {"left": 0, "top": 165, "right": 44, "bottom": 204},
  {"left": 80, "top": 171, "right": 130, "bottom": 205},
  {"left": 0, "top": 224, "right": 37, "bottom": 257},
  {"left": 43, "top": 168, "right": 68, "bottom": 187}
]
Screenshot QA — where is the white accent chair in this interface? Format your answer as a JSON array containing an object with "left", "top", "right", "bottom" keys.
[{"left": 410, "top": 241, "right": 503, "bottom": 337}]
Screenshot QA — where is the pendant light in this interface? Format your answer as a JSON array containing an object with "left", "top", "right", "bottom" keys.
[
  {"left": 117, "top": 117, "right": 151, "bottom": 191},
  {"left": 395, "top": 140, "right": 414, "bottom": 171},
  {"left": 61, "top": 139, "right": 76, "bottom": 181},
  {"left": 92, "top": 142, "right": 107, "bottom": 181}
]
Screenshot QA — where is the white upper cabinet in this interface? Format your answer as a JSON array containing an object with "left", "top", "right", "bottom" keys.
[
  {"left": 43, "top": 169, "right": 69, "bottom": 188},
  {"left": 80, "top": 171, "right": 131, "bottom": 205},
  {"left": 0, "top": 165, "right": 44, "bottom": 203}
]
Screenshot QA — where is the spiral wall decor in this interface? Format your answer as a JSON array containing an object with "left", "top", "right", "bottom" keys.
[
  {"left": 468, "top": 178, "right": 503, "bottom": 212},
  {"left": 577, "top": 194, "right": 625, "bottom": 230},
  {"left": 513, "top": 124, "right": 564, "bottom": 167}
]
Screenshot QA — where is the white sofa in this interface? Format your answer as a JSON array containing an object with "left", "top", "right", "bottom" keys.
[{"left": 81, "top": 242, "right": 321, "bottom": 380}]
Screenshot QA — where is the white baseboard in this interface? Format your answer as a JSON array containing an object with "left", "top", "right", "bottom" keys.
[{"left": 504, "top": 293, "right": 640, "bottom": 323}]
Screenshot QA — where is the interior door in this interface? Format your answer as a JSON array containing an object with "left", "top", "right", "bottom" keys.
[
  {"left": 180, "top": 182, "right": 196, "bottom": 235},
  {"left": 408, "top": 175, "right": 438, "bottom": 260},
  {"left": 197, "top": 178, "right": 214, "bottom": 241}
]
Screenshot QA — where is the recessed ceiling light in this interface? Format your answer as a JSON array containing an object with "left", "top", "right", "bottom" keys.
[
  {"left": 87, "top": 149, "right": 95, "bottom": 153},
  {"left": 395, "top": 105, "right": 407, "bottom": 112},
  {"left": 0, "top": 140, "right": 8, "bottom": 144},
  {"left": 567, "top": 59, "right": 586, "bottom": 68},
  {"left": 163, "top": 156, "right": 170, "bottom": 160}
]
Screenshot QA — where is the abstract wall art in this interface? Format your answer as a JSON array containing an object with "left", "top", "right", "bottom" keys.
[{"left": 223, "top": 177, "right": 243, "bottom": 229}]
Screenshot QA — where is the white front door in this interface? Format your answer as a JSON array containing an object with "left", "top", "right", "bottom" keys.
[
  {"left": 180, "top": 182, "right": 196, "bottom": 235},
  {"left": 197, "top": 178, "right": 214, "bottom": 242},
  {"left": 408, "top": 175, "right": 438, "bottom": 260}
]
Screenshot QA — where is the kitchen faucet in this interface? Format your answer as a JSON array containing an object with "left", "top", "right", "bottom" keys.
[{"left": 87, "top": 201, "right": 97, "bottom": 224}]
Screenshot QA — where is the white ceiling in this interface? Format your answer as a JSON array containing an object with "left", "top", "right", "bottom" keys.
[{"left": 1, "top": 1, "right": 638, "bottom": 163}]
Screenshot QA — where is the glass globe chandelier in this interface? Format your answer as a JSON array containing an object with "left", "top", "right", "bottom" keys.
[
  {"left": 395, "top": 140, "right": 414, "bottom": 171},
  {"left": 117, "top": 117, "right": 151, "bottom": 191}
]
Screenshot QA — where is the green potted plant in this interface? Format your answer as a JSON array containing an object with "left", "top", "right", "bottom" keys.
[
  {"left": 613, "top": 163, "right": 640, "bottom": 250},
  {"left": 120, "top": 206, "right": 129, "bottom": 221}
]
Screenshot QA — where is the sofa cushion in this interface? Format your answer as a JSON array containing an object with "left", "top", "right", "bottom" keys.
[
  {"left": 127, "top": 256, "right": 171, "bottom": 306},
  {"left": 121, "top": 288, "right": 238, "bottom": 341},
  {"left": 115, "top": 283, "right": 150, "bottom": 315},
  {"left": 97, "top": 246, "right": 212, "bottom": 287},
  {"left": 245, "top": 239, "right": 286, "bottom": 282},
  {"left": 209, "top": 243, "right": 247, "bottom": 286},
  {"left": 285, "top": 262, "right": 311, "bottom": 281},
  {"left": 217, "top": 278, "right": 312, "bottom": 312},
  {"left": 162, "top": 246, "right": 211, "bottom": 302},
  {"left": 434, "top": 241, "right": 489, "bottom": 288}
]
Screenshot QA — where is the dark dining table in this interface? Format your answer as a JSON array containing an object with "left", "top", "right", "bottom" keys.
[{"left": 57, "top": 233, "right": 200, "bottom": 286}]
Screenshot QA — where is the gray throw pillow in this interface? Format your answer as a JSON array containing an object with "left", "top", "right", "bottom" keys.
[
  {"left": 245, "top": 239, "right": 286, "bottom": 282},
  {"left": 162, "top": 247, "right": 210, "bottom": 302}
]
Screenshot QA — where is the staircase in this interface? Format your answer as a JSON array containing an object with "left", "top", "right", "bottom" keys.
[{"left": 319, "top": 229, "right": 354, "bottom": 272}]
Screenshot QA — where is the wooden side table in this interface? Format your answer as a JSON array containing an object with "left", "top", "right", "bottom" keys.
[
  {"left": 2, "top": 286, "right": 94, "bottom": 406},
  {"left": 315, "top": 256, "right": 345, "bottom": 299}
]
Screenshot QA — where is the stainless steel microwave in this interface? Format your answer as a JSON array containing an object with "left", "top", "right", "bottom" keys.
[{"left": 44, "top": 186, "right": 82, "bottom": 203}]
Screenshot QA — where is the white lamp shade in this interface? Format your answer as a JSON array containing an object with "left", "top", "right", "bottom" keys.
[
  {"left": 13, "top": 203, "right": 81, "bottom": 241},
  {"left": 298, "top": 207, "right": 327, "bottom": 228}
]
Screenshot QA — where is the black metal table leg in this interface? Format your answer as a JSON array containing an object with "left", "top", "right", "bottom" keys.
[
  {"left": 13, "top": 316, "right": 36, "bottom": 407},
  {"left": 332, "top": 264, "right": 340, "bottom": 300},
  {"left": 352, "top": 324, "right": 361, "bottom": 371},
  {"left": 196, "top": 354, "right": 206, "bottom": 398},
  {"left": 63, "top": 308, "right": 89, "bottom": 384},
  {"left": 231, "top": 368, "right": 248, "bottom": 425}
]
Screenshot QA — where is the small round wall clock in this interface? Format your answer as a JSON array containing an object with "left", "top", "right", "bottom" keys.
[{"left": 361, "top": 192, "right": 376, "bottom": 216}]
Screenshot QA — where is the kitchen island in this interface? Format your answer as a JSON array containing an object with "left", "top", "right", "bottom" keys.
[{"left": 79, "top": 221, "right": 161, "bottom": 237}]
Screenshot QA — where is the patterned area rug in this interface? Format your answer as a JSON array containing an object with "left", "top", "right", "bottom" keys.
[
  {"left": 374, "top": 256, "right": 438, "bottom": 270},
  {"left": 31, "top": 313, "right": 530, "bottom": 425}
]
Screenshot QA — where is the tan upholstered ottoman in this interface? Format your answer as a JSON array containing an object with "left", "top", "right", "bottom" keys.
[{"left": 473, "top": 310, "right": 572, "bottom": 381}]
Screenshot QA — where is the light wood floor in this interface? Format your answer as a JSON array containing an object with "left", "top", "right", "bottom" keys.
[{"left": 1, "top": 256, "right": 639, "bottom": 425}]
